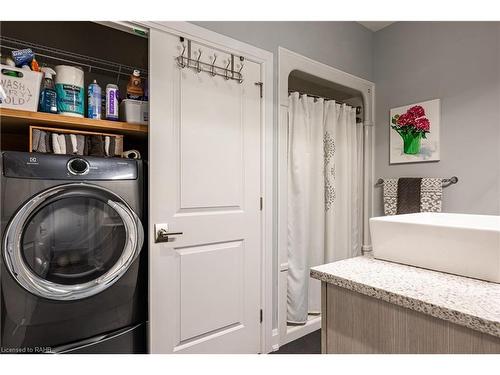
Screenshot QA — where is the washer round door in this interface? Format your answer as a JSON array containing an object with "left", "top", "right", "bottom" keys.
[{"left": 3, "top": 183, "right": 144, "bottom": 301}]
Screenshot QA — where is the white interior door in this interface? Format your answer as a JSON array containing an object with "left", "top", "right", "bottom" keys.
[{"left": 149, "top": 28, "right": 262, "bottom": 353}]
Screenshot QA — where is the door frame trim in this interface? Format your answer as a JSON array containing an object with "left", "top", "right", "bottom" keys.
[{"left": 138, "top": 21, "right": 274, "bottom": 354}]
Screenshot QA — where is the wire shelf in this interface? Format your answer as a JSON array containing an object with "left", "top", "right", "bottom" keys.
[{"left": 0, "top": 36, "right": 148, "bottom": 79}]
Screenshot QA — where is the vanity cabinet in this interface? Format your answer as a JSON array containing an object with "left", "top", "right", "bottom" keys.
[
  {"left": 321, "top": 283, "right": 500, "bottom": 354},
  {"left": 312, "top": 257, "right": 500, "bottom": 354}
]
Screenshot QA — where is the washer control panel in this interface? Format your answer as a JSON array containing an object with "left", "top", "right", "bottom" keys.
[{"left": 2, "top": 152, "right": 138, "bottom": 180}]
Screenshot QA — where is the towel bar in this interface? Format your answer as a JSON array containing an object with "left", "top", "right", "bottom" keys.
[{"left": 375, "top": 176, "right": 458, "bottom": 188}]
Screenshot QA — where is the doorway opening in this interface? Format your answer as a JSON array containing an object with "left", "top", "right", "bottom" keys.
[{"left": 277, "top": 47, "right": 375, "bottom": 348}]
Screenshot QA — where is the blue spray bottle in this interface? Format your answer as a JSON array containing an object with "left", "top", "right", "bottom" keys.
[{"left": 38, "top": 67, "right": 58, "bottom": 114}]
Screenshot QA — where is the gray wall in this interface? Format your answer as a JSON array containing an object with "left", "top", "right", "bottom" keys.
[
  {"left": 192, "top": 21, "right": 373, "bottom": 81},
  {"left": 373, "top": 22, "right": 500, "bottom": 216}
]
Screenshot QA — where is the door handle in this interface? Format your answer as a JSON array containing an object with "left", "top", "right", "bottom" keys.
[{"left": 155, "top": 224, "right": 183, "bottom": 243}]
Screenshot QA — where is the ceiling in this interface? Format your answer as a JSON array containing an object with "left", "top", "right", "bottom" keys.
[{"left": 357, "top": 21, "right": 395, "bottom": 32}]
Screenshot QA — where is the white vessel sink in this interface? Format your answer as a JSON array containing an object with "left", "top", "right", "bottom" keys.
[{"left": 370, "top": 213, "right": 500, "bottom": 283}]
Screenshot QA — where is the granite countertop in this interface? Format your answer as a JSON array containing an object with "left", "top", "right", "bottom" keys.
[{"left": 310, "top": 256, "right": 500, "bottom": 338}]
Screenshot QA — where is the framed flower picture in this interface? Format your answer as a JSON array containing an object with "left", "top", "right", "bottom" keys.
[{"left": 389, "top": 99, "right": 440, "bottom": 164}]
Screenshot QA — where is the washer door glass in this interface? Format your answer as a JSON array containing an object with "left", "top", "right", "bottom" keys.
[
  {"left": 22, "top": 197, "right": 126, "bottom": 285},
  {"left": 3, "top": 183, "right": 143, "bottom": 301}
]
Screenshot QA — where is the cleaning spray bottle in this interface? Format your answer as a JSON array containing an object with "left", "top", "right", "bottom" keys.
[{"left": 38, "top": 67, "right": 58, "bottom": 114}]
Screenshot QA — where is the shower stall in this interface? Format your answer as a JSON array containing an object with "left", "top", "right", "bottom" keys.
[{"left": 277, "top": 48, "right": 375, "bottom": 347}]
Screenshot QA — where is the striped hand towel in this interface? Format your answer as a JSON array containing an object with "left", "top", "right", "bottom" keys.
[{"left": 382, "top": 178, "right": 443, "bottom": 215}]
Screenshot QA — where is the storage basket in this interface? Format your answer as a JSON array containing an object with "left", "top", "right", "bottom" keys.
[
  {"left": 0, "top": 65, "right": 43, "bottom": 112},
  {"left": 119, "top": 99, "right": 148, "bottom": 125}
]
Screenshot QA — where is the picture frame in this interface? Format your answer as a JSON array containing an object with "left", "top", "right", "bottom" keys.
[{"left": 389, "top": 99, "right": 440, "bottom": 164}]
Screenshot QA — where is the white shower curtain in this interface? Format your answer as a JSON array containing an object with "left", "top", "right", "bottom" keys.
[{"left": 287, "top": 92, "right": 363, "bottom": 324}]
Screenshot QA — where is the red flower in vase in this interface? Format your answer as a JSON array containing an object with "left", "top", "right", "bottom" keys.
[
  {"left": 393, "top": 105, "right": 430, "bottom": 134},
  {"left": 415, "top": 117, "right": 430, "bottom": 132},
  {"left": 396, "top": 112, "right": 414, "bottom": 126},
  {"left": 408, "top": 105, "right": 425, "bottom": 118},
  {"left": 391, "top": 104, "right": 431, "bottom": 155}
]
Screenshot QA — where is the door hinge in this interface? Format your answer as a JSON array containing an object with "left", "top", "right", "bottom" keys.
[
  {"left": 260, "top": 309, "right": 263, "bottom": 323},
  {"left": 255, "top": 81, "right": 263, "bottom": 98},
  {"left": 260, "top": 197, "right": 263, "bottom": 211}
]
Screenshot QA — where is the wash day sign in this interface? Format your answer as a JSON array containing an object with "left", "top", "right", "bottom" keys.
[{"left": 0, "top": 68, "right": 41, "bottom": 108}]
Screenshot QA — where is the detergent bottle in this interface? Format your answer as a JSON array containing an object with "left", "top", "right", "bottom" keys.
[{"left": 38, "top": 67, "right": 58, "bottom": 114}]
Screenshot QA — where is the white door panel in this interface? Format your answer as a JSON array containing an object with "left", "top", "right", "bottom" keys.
[
  {"left": 179, "top": 69, "right": 243, "bottom": 209},
  {"left": 149, "top": 29, "right": 262, "bottom": 353},
  {"left": 179, "top": 240, "right": 244, "bottom": 341}
]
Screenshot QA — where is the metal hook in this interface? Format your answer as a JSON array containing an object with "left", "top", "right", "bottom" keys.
[
  {"left": 210, "top": 54, "right": 217, "bottom": 76},
  {"left": 224, "top": 59, "right": 231, "bottom": 80},
  {"left": 177, "top": 44, "right": 187, "bottom": 68},
  {"left": 196, "top": 49, "right": 202, "bottom": 73},
  {"left": 237, "top": 63, "right": 244, "bottom": 83}
]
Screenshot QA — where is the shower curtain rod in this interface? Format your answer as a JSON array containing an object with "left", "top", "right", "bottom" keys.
[{"left": 288, "top": 90, "right": 362, "bottom": 112}]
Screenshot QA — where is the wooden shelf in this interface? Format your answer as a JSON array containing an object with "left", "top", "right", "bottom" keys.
[{"left": 0, "top": 108, "right": 148, "bottom": 136}]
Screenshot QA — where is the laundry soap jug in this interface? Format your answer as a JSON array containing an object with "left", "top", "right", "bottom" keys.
[
  {"left": 126, "top": 70, "right": 144, "bottom": 100},
  {"left": 38, "top": 67, "right": 57, "bottom": 114}
]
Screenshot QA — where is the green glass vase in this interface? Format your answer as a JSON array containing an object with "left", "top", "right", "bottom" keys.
[{"left": 401, "top": 132, "right": 422, "bottom": 154}]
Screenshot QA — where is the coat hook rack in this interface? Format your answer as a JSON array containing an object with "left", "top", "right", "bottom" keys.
[{"left": 176, "top": 37, "right": 244, "bottom": 83}]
